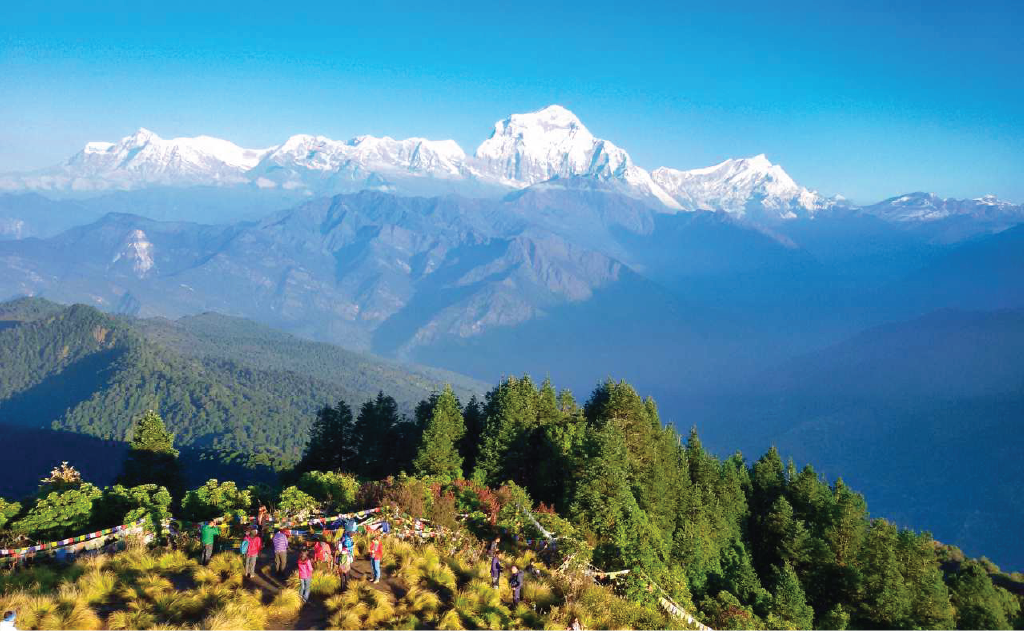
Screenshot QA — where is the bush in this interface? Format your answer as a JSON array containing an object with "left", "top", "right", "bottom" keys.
[
  {"left": 383, "top": 475, "right": 433, "bottom": 519},
  {"left": 495, "top": 482, "right": 533, "bottom": 535},
  {"left": 298, "top": 470, "right": 360, "bottom": 512},
  {"left": 278, "top": 486, "right": 319, "bottom": 520},
  {"left": 430, "top": 491, "right": 459, "bottom": 530},
  {"left": 0, "top": 497, "right": 21, "bottom": 530},
  {"left": 180, "top": 480, "right": 253, "bottom": 522},
  {"left": 357, "top": 479, "right": 388, "bottom": 509},
  {"left": 93, "top": 484, "right": 173, "bottom": 534},
  {"left": 13, "top": 483, "right": 102, "bottom": 540}
]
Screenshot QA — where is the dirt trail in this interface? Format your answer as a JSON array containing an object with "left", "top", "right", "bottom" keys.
[{"left": 242, "top": 548, "right": 405, "bottom": 629}]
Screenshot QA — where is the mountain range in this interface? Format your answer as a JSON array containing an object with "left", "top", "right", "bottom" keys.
[{"left": 5, "top": 105, "right": 1020, "bottom": 228}]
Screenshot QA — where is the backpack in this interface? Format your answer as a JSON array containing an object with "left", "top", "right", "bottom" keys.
[{"left": 239, "top": 539, "right": 249, "bottom": 555}]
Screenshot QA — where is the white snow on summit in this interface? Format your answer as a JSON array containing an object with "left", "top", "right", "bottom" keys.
[
  {"left": 2, "top": 106, "right": 1012, "bottom": 226},
  {"left": 473, "top": 105, "right": 681, "bottom": 209},
  {"left": 859, "top": 192, "right": 1024, "bottom": 222},
  {"left": 652, "top": 154, "right": 829, "bottom": 220},
  {"left": 2, "top": 128, "right": 273, "bottom": 192}
]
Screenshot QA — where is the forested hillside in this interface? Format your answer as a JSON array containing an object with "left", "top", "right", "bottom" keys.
[
  {"left": 0, "top": 375, "right": 1020, "bottom": 630},
  {"left": 0, "top": 298, "right": 484, "bottom": 471}
]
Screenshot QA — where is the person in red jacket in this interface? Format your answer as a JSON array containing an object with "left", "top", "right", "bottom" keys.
[
  {"left": 243, "top": 528, "right": 262, "bottom": 578},
  {"left": 313, "top": 537, "right": 333, "bottom": 571},
  {"left": 368, "top": 532, "right": 384, "bottom": 583}
]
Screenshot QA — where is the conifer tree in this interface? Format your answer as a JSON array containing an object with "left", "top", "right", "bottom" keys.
[
  {"left": 825, "top": 478, "right": 868, "bottom": 567},
  {"left": 353, "top": 391, "right": 401, "bottom": 479},
  {"left": 119, "top": 410, "right": 184, "bottom": 497},
  {"left": 858, "top": 519, "right": 912, "bottom": 628},
  {"left": 413, "top": 385, "right": 466, "bottom": 478},
  {"left": 297, "top": 400, "right": 355, "bottom": 473},
  {"left": 473, "top": 375, "right": 538, "bottom": 485},
  {"left": 895, "top": 529, "right": 955, "bottom": 629},
  {"left": 949, "top": 561, "right": 1014, "bottom": 630},
  {"left": 570, "top": 421, "right": 639, "bottom": 568},
  {"left": 458, "top": 394, "right": 486, "bottom": 473},
  {"left": 767, "top": 561, "right": 815, "bottom": 630}
]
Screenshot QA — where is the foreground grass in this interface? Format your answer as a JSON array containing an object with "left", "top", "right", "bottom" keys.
[{"left": 0, "top": 537, "right": 678, "bottom": 630}]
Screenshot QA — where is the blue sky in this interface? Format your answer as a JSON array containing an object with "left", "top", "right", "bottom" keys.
[{"left": 1, "top": 0, "right": 1022, "bottom": 203}]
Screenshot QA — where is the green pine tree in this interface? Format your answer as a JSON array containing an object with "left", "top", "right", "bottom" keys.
[
  {"left": 297, "top": 400, "right": 355, "bottom": 473},
  {"left": 767, "top": 561, "right": 815, "bottom": 630},
  {"left": 413, "top": 385, "right": 466, "bottom": 478},
  {"left": 353, "top": 391, "right": 401, "bottom": 479},
  {"left": 119, "top": 410, "right": 184, "bottom": 497},
  {"left": 949, "top": 560, "right": 1013, "bottom": 630}
]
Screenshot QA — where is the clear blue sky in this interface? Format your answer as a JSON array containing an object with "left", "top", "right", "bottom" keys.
[{"left": 1, "top": 0, "right": 1022, "bottom": 202}]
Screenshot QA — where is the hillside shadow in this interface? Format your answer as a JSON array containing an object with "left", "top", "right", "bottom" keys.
[
  {"left": 0, "top": 347, "right": 123, "bottom": 428},
  {"left": 0, "top": 424, "right": 129, "bottom": 499},
  {"left": 0, "top": 424, "right": 279, "bottom": 501}
]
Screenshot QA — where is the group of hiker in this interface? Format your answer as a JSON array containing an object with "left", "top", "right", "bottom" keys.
[
  {"left": 488, "top": 535, "right": 523, "bottom": 605},
  {"left": 195, "top": 505, "right": 390, "bottom": 603},
  {"left": 193, "top": 507, "right": 533, "bottom": 608}
]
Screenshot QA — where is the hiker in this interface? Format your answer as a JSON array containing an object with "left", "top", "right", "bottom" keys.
[
  {"left": 256, "top": 505, "right": 270, "bottom": 540},
  {"left": 568, "top": 617, "right": 583, "bottom": 631},
  {"left": 200, "top": 521, "right": 219, "bottom": 565},
  {"left": 313, "top": 537, "right": 332, "bottom": 571},
  {"left": 297, "top": 549, "right": 313, "bottom": 603},
  {"left": 490, "top": 552, "right": 501, "bottom": 588},
  {"left": 242, "top": 528, "right": 262, "bottom": 578},
  {"left": 488, "top": 535, "right": 500, "bottom": 556},
  {"left": 1, "top": 610, "right": 16, "bottom": 631},
  {"left": 272, "top": 528, "right": 289, "bottom": 575},
  {"left": 368, "top": 531, "right": 384, "bottom": 583},
  {"left": 336, "top": 533, "right": 354, "bottom": 588},
  {"left": 509, "top": 565, "right": 523, "bottom": 605}
]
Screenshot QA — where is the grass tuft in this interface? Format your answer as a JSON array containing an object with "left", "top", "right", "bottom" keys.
[
  {"left": 267, "top": 589, "right": 303, "bottom": 624},
  {"left": 107, "top": 607, "right": 157, "bottom": 630},
  {"left": 438, "top": 607, "right": 466, "bottom": 630},
  {"left": 309, "top": 569, "right": 341, "bottom": 596},
  {"left": 75, "top": 569, "right": 118, "bottom": 605}
]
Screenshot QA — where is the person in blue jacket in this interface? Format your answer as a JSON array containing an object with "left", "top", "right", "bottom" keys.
[{"left": 490, "top": 552, "right": 501, "bottom": 588}]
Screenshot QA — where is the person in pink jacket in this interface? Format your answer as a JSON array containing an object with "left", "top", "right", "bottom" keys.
[
  {"left": 243, "top": 528, "right": 262, "bottom": 579},
  {"left": 297, "top": 549, "right": 313, "bottom": 602}
]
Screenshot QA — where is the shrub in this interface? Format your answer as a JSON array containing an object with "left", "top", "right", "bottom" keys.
[
  {"left": 93, "top": 484, "right": 173, "bottom": 534},
  {"left": 277, "top": 486, "right": 318, "bottom": 521},
  {"left": 384, "top": 475, "right": 433, "bottom": 519},
  {"left": 298, "top": 470, "right": 360, "bottom": 512},
  {"left": 0, "top": 497, "right": 21, "bottom": 530},
  {"left": 356, "top": 479, "right": 388, "bottom": 509},
  {"left": 430, "top": 491, "right": 459, "bottom": 530},
  {"left": 13, "top": 483, "right": 102, "bottom": 540},
  {"left": 180, "top": 480, "right": 253, "bottom": 522}
]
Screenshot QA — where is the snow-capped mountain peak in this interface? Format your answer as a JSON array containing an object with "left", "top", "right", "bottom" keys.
[
  {"left": 652, "top": 154, "right": 828, "bottom": 220},
  {"left": 473, "top": 105, "right": 681, "bottom": 209},
  {"left": 860, "top": 191, "right": 1024, "bottom": 223},
  {"left": 474, "top": 105, "right": 597, "bottom": 184},
  {"left": 55, "top": 128, "right": 271, "bottom": 191}
]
